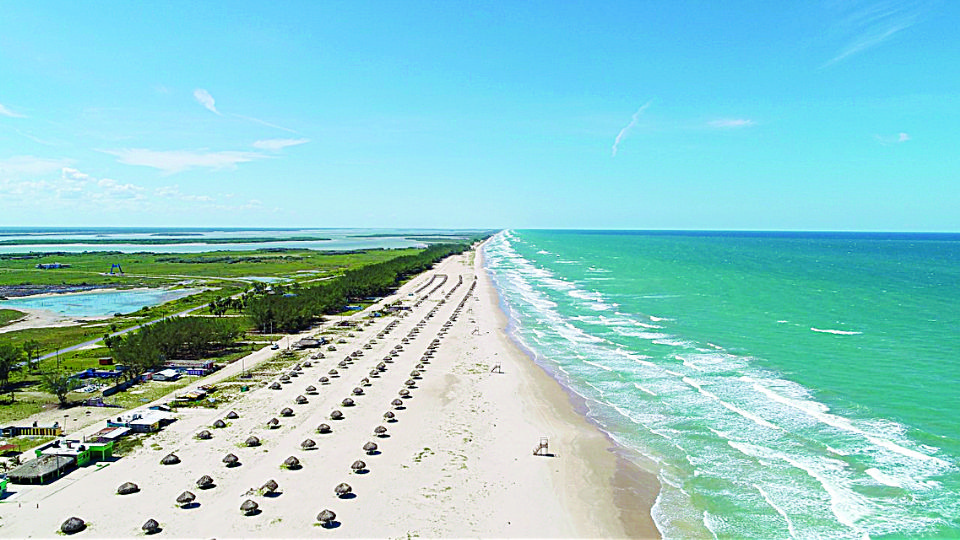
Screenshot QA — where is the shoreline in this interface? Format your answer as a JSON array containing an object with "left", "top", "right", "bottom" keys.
[
  {"left": 0, "top": 246, "right": 659, "bottom": 538},
  {"left": 479, "top": 243, "right": 662, "bottom": 538}
]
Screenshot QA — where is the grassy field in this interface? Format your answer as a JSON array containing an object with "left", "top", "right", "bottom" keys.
[
  {"left": 0, "top": 245, "right": 426, "bottom": 433},
  {"left": 0, "top": 308, "right": 25, "bottom": 327}
]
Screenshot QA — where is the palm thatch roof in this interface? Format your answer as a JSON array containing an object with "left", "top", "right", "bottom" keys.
[
  {"left": 223, "top": 453, "right": 240, "bottom": 467},
  {"left": 161, "top": 453, "right": 181, "bottom": 465},
  {"left": 282, "top": 456, "right": 301, "bottom": 470},
  {"left": 369, "top": 369, "right": 379, "bottom": 377},
  {"left": 351, "top": 460, "right": 366, "bottom": 472},
  {"left": 342, "top": 397, "right": 355, "bottom": 407},
  {"left": 241, "top": 499, "right": 259, "bottom": 516},
  {"left": 399, "top": 389, "right": 410, "bottom": 397},
  {"left": 269, "top": 382, "right": 282, "bottom": 390},
  {"left": 267, "top": 417, "right": 280, "bottom": 428},
  {"left": 361, "top": 377, "right": 370, "bottom": 385},
  {"left": 328, "top": 369, "right": 338, "bottom": 376},
  {"left": 261, "top": 479, "right": 279, "bottom": 493},
  {"left": 305, "top": 385, "right": 317, "bottom": 393},
  {"left": 405, "top": 379, "right": 416, "bottom": 387},
  {"left": 352, "top": 387, "right": 364, "bottom": 395},
  {"left": 280, "top": 407, "right": 294, "bottom": 417},
  {"left": 279, "top": 374, "right": 290, "bottom": 381},
  {"left": 374, "top": 425, "right": 388, "bottom": 436},
  {"left": 296, "top": 395, "right": 308, "bottom": 404},
  {"left": 318, "top": 423, "right": 332, "bottom": 434},
  {"left": 317, "top": 509, "right": 336, "bottom": 526},
  {"left": 60, "top": 517, "right": 86, "bottom": 535},
  {"left": 334, "top": 482, "right": 352, "bottom": 497},
  {"left": 117, "top": 481, "right": 139, "bottom": 495},
  {"left": 226, "top": 411, "right": 239, "bottom": 419},
  {"left": 213, "top": 419, "right": 227, "bottom": 429},
  {"left": 176, "top": 491, "right": 195, "bottom": 506},
  {"left": 363, "top": 441, "right": 378, "bottom": 454},
  {"left": 410, "top": 370, "right": 421, "bottom": 378},
  {"left": 391, "top": 398, "right": 404, "bottom": 408},
  {"left": 197, "top": 475, "right": 214, "bottom": 489},
  {"left": 196, "top": 429, "right": 212, "bottom": 440},
  {"left": 142, "top": 518, "right": 160, "bottom": 534},
  {"left": 319, "top": 376, "right": 330, "bottom": 384},
  {"left": 330, "top": 410, "right": 344, "bottom": 420},
  {"left": 245, "top": 435, "right": 261, "bottom": 447},
  {"left": 301, "top": 438, "right": 316, "bottom": 450},
  {"left": 383, "top": 411, "right": 396, "bottom": 421}
]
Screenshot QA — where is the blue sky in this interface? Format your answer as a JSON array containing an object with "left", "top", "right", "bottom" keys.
[{"left": 1, "top": 1, "right": 958, "bottom": 231}]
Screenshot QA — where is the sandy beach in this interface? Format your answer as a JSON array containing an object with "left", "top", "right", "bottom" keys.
[{"left": 0, "top": 245, "right": 660, "bottom": 538}]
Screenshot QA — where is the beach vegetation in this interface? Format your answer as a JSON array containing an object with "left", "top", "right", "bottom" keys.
[
  {"left": 0, "top": 342, "right": 24, "bottom": 400},
  {"left": 39, "top": 370, "right": 80, "bottom": 406},
  {"left": 0, "top": 308, "right": 25, "bottom": 327}
]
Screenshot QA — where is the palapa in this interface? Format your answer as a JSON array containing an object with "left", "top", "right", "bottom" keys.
[
  {"left": 305, "top": 385, "right": 317, "bottom": 393},
  {"left": 161, "top": 453, "right": 180, "bottom": 465},
  {"left": 317, "top": 423, "right": 332, "bottom": 434},
  {"left": 282, "top": 455, "right": 301, "bottom": 470},
  {"left": 330, "top": 410, "right": 344, "bottom": 420},
  {"left": 351, "top": 460, "right": 366, "bottom": 473},
  {"left": 363, "top": 441, "right": 378, "bottom": 454},
  {"left": 334, "top": 482, "right": 352, "bottom": 498},
  {"left": 197, "top": 475, "right": 215, "bottom": 489},
  {"left": 117, "top": 481, "right": 139, "bottom": 495},
  {"left": 342, "top": 398, "right": 355, "bottom": 407},
  {"left": 240, "top": 499, "right": 259, "bottom": 516},
  {"left": 223, "top": 453, "right": 240, "bottom": 467},
  {"left": 269, "top": 382, "right": 282, "bottom": 390},
  {"left": 319, "top": 376, "right": 330, "bottom": 384},
  {"left": 374, "top": 425, "right": 388, "bottom": 437},
  {"left": 60, "top": 517, "right": 86, "bottom": 535},
  {"left": 352, "top": 387, "right": 364, "bottom": 395},
  {"left": 296, "top": 395, "right": 308, "bottom": 404},
  {"left": 391, "top": 398, "right": 404, "bottom": 408},
  {"left": 383, "top": 411, "right": 396, "bottom": 421},
  {"left": 280, "top": 407, "right": 294, "bottom": 417},
  {"left": 226, "top": 411, "right": 239, "bottom": 419},
  {"left": 213, "top": 419, "right": 227, "bottom": 429},
  {"left": 267, "top": 417, "right": 280, "bottom": 428},
  {"left": 301, "top": 438, "right": 316, "bottom": 450},
  {"left": 142, "top": 518, "right": 160, "bottom": 534},
  {"left": 176, "top": 491, "right": 196, "bottom": 507},
  {"left": 317, "top": 509, "right": 337, "bottom": 527},
  {"left": 261, "top": 479, "right": 279, "bottom": 493},
  {"left": 399, "top": 389, "right": 410, "bottom": 397},
  {"left": 196, "top": 429, "right": 212, "bottom": 440},
  {"left": 245, "top": 435, "right": 261, "bottom": 447}
]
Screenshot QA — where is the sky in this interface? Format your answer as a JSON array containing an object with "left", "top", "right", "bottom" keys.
[{"left": 1, "top": 1, "right": 958, "bottom": 231}]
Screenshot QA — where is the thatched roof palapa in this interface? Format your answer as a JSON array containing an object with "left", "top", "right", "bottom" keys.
[
  {"left": 334, "top": 482, "right": 352, "bottom": 497},
  {"left": 226, "top": 411, "right": 239, "bottom": 419},
  {"left": 223, "top": 453, "right": 240, "bottom": 467},
  {"left": 241, "top": 499, "right": 259, "bottom": 516},
  {"left": 319, "top": 376, "right": 330, "bottom": 384},
  {"left": 197, "top": 475, "right": 215, "bottom": 489},
  {"left": 245, "top": 435, "right": 261, "bottom": 447},
  {"left": 60, "top": 517, "right": 86, "bottom": 535},
  {"left": 267, "top": 417, "right": 280, "bottom": 428},
  {"left": 296, "top": 395, "right": 308, "bottom": 404},
  {"left": 391, "top": 398, "right": 404, "bottom": 408},
  {"left": 318, "top": 423, "right": 332, "bottom": 434},
  {"left": 196, "top": 429, "right": 212, "bottom": 440},
  {"left": 117, "top": 481, "right": 139, "bottom": 495},
  {"left": 330, "top": 410, "right": 344, "bottom": 420},
  {"left": 213, "top": 419, "right": 227, "bottom": 429},
  {"left": 283, "top": 456, "right": 301, "bottom": 470},
  {"left": 352, "top": 387, "right": 364, "bottom": 395},
  {"left": 142, "top": 518, "right": 160, "bottom": 534},
  {"left": 374, "top": 425, "right": 388, "bottom": 437},
  {"left": 280, "top": 407, "right": 294, "bottom": 417},
  {"left": 317, "top": 509, "right": 337, "bottom": 527},
  {"left": 261, "top": 479, "right": 279, "bottom": 493},
  {"left": 383, "top": 411, "right": 396, "bottom": 421},
  {"left": 301, "top": 438, "right": 316, "bottom": 450},
  {"left": 161, "top": 453, "right": 180, "bottom": 465},
  {"left": 351, "top": 460, "right": 366, "bottom": 473},
  {"left": 363, "top": 441, "right": 378, "bottom": 454},
  {"left": 176, "top": 491, "right": 196, "bottom": 506}
]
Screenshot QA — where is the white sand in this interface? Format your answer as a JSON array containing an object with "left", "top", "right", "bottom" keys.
[{"left": 0, "top": 246, "right": 659, "bottom": 538}]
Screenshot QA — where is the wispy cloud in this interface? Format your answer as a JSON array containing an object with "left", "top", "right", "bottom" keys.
[
  {"left": 232, "top": 113, "right": 299, "bottom": 134},
  {"left": 874, "top": 132, "right": 911, "bottom": 145},
  {"left": 612, "top": 100, "right": 653, "bottom": 157},
  {"left": 102, "top": 148, "right": 266, "bottom": 174},
  {"left": 193, "top": 88, "right": 220, "bottom": 115},
  {"left": 824, "top": 1, "right": 933, "bottom": 66},
  {"left": 0, "top": 102, "right": 26, "bottom": 118},
  {"left": 1, "top": 167, "right": 145, "bottom": 205},
  {"left": 709, "top": 118, "right": 756, "bottom": 128},
  {"left": 252, "top": 138, "right": 310, "bottom": 151},
  {"left": 0, "top": 156, "right": 72, "bottom": 176}
]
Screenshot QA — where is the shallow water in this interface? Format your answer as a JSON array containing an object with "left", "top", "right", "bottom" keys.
[
  {"left": 0, "top": 288, "right": 203, "bottom": 317},
  {"left": 484, "top": 230, "right": 960, "bottom": 539}
]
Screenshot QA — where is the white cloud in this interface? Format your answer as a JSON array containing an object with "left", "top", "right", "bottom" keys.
[
  {"left": 155, "top": 184, "right": 215, "bottom": 203},
  {"left": 824, "top": 1, "right": 932, "bottom": 66},
  {"left": 874, "top": 132, "right": 911, "bottom": 145},
  {"left": 102, "top": 148, "right": 266, "bottom": 174},
  {"left": 709, "top": 118, "right": 756, "bottom": 128},
  {"left": 0, "top": 156, "right": 72, "bottom": 176},
  {"left": 1, "top": 167, "right": 145, "bottom": 205},
  {"left": 612, "top": 100, "right": 653, "bottom": 157},
  {"left": 193, "top": 88, "right": 220, "bottom": 115},
  {"left": 0, "top": 102, "right": 25, "bottom": 118},
  {"left": 252, "top": 138, "right": 310, "bottom": 151}
]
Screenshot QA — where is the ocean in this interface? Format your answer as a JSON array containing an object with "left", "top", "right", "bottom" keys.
[{"left": 483, "top": 230, "right": 960, "bottom": 539}]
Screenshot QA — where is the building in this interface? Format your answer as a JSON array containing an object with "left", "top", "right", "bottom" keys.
[
  {"left": 37, "top": 438, "right": 114, "bottom": 466},
  {"left": 1, "top": 423, "right": 62, "bottom": 438},
  {"left": 7, "top": 454, "right": 75, "bottom": 484},
  {"left": 107, "top": 409, "right": 175, "bottom": 433},
  {"left": 152, "top": 368, "right": 182, "bottom": 382}
]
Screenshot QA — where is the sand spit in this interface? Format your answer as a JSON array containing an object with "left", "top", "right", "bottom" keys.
[{"left": 0, "top": 246, "right": 658, "bottom": 538}]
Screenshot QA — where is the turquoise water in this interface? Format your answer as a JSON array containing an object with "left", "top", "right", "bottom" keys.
[
  {"left": 484, "top": 230, "right": 960, "bottom": 539},
  {"left": 0, "top": 288, "right": 202, "bottom": 317}
]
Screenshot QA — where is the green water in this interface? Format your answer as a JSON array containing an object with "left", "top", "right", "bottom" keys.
[{"left": 484, "top": 230, "right": 960, "bottom": 539}]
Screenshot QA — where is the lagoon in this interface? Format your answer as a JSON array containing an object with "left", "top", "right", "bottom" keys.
[{"left": 0, "top": 288, "right": 204, "bottom": 318}]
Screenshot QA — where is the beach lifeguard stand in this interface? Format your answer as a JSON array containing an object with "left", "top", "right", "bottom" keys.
[{"left": 533, "top": 437, "right": 549, "bottom": 456}]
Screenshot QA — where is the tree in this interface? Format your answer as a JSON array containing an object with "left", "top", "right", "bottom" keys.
[
  {"left": 0, "top": 342, "right": 24, "bottom": 401},
  {"left": 40, "top": 370, "right": 80, "bottom": 407},
  {"left": 22, "top": 339, "right": 41, "bottom": 370}
]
